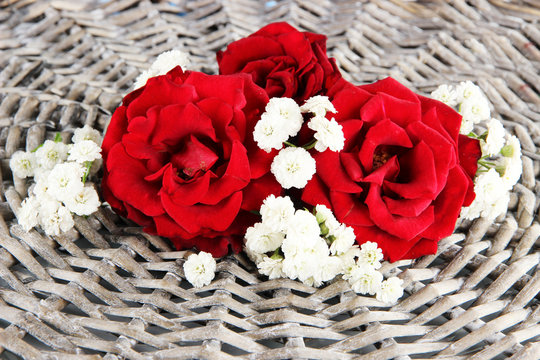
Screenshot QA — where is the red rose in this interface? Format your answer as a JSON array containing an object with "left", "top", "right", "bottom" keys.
[
  {"left": 101, "top": 67, "right": 281, "bottom": 256},
  {"left": 302, "top": 78, "right": 481, "bottom": 261},
  {"left": 217, "top": 22, "right": 342, "bottom": 103}
]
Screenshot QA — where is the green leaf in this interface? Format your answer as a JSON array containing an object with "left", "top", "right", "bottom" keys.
[{"left": 54, "top": 133, "right": 63, "bottom": 142}]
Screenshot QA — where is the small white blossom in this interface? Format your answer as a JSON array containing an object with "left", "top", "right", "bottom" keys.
[
  {"left": 39, "top": 199, "right": 74, "bottom": 236},
  {"left": 35, "top": 140, "right": 69, "bottom": 170},
  {"left": 183, "top": 251, "right": 216, "bottom": 288},
  {"left": 253, "top": 113, "right": 289, "bottom": 153},
  {"left": 245, "top": 245, "right": 265, "bottom": 265},
  {"left": 376, "top": 277, "right": 404, "bottom": 303},
  {"left": 455, "top": 81, "right": 484, "bottom": 103},
  {"left": 349, "top": 265, "right": 383, "bottom": 295},
  {"left": 460, "top": 96, "right": 490, "bottom": 125},
  {"left": 339, "top": 246, "right": 361, "bottom": 279},
  {"left": 481, "top": 119, "right": 506, "bottom": 157},
  {"left": 315, "top": 255, "right": 343, "bottom": 283},
  {"left": 431, "top": 84, "right": 458, "bottom": 107},
  {"left": 329, "top": 224, "right": 356, "bottom": 255},
  {"left": 460, "top": 118, "right": 475, "bottom": 136},
  {"left": 461, "top": 168, "right": 509, "bottom": 220},
  {"left": 265, "top": 97, "right": 303, "bottom": 137},
  {"left": 300, "top": 95, "right": 336, "bottom": 117},
  {"left": 500, "top": 135, "right": 522, "bottom": 188},
  {"left": 271, "top": 147, "right": 316, "bottom": 189},
  {"left": 282, "top": 237, "right": 329, "bottom": 283},
  {"left": 46, "top": 163, "right": 85, "bottom": 202},
  {"left": 64, "top": 185, "right": 101, "bottom": 216},
  {"left": 308, "top": 116, "right": 345, "bottom": 152},
  {"left": 257, "top": 255, "right": 284, "bottom": 280},
  {"left": 68, "top": 140, "right": 102, "bottom": 163},
  {"left": 10, "top": 151, "right": 37, "bottom": 178},
  {"left": 245, "top": 222, "right": 284, "bottom": 255},
  {"left": 32, "top": 172, "right": 51, "bottom": 198},
  {"left": 72, "top": 125, "right": 102, "bottom": 145},
  {"left": 134, "top": 50, "right": 190, "bottom": 89},
  {"left": 286, "top": 210, "right": 321, "bottom": 241},
  {"left": 357, "top": 241, "right": 384, "bottom": 269},
  {"left": 18, "top": 196, "right": 40, "bottom": 231},
  {"left": 260, "top": 195, "right": 295, "bottom": 233},
  {"left": 315, "top": 204, "right": 340, "bottom": 235}
]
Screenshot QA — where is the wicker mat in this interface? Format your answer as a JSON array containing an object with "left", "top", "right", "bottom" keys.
[{"left": 0, "top": 0, "right": 539, "bottom": 359}]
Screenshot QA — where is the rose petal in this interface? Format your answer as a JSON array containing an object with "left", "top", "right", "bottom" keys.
[
  {"left": 241, "top": 172, "right": 283, "bottom": 211},
  {"left": 301, "top": 175, "right": 332, "bottom": 209},
  {"left": 365, "top": 183, "right": 434, "bottom": 241},
  {"left": 161, "top": 164, "right": 212, "bottom": 207},
  {"left": 330, "top": 191, "right": 373, "bottom": 227},
  {"left": 315, "top": 150, "right": 363, "bottom": 193}
]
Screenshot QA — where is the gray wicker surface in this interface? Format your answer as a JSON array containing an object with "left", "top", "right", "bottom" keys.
[{"left": 0, "top": 0, "right": 539, "bottom": 359}]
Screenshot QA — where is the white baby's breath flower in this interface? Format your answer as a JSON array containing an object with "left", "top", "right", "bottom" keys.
[
  {"left": 316, "top": 255, "right": 343, "bottom": 283},
  {"left": 68, "top": 140, "right": 102, "bottom": 163},
  {"left": 257, "top": 255, "right": 284, "bottom": 280},
  {"left": 265, "top": 97, "right": 303, "bottom": 137},
  {"left": 500, "top": 135, "right": 522, "bottom": 189},
  {"left": 73, "top": 125, "right": 102, "bottom": 145},
  {"left": 253, "top": 113, "right": 289, "bottom": 153},
  {"left": 329, "top": 224, "right": 355, "bottom": 256},
  {"left": 282, "top": 237, "right": 329, "bottom": 283},
  {"left": 134, "top": 50, "right": 190, "bottom": 89},
  {"left": 64, "top": 185, "right": 101, "bottom": 216},
  {"left": 481, "top": 118, "right": 506, "bottom": 157},
  {"left": 357, "top": 241, "right": 384, "bottom": 269},
  {"left": 315, "top": 204, "right": 340, "bottom": 235},
  {"left": 35, "top": 140, "right": 69, "bottom": 170},
  {"left": 271, "top": 147, "right": 316, "bottom": 189},
  {"left": 46, "top": 163, "right": 85, "bottom": 202},
  {"left": 461, "top": 168, "right": 508, "bottom": 221},
  {"left": 300, "top": 95, "right": 336, "bottom": 117},
  {"left": 10, "top": 151, "right": 37, "bottom": 178},
  {"left": 460, "top": 118, "right": 475, "bottom": 136},
  {"left": 308, "top": 116, "right": 345, "bottom": 152},
  {"left": 245, "top": 245, "right": 265, "bottom": 265},
  {"left": 376, "top": 277, "right": 404, "bottom": 303},
  {"left": 183, "top": 251, "right": 216, "bottom": 288},
  {"left": 286, "top": 210, "right": 321, "bottom": 241},
  {"left": 431, "top": 84, "right": 458, "bottom": 107},
  {"left": 455, "top": 81, "right": 484, "bottom": 103},
  {"left": 339, "top": 246, "right": 361, "bottom": 279},
  {"left": 349, "top": 265, "right": 383, "bottom": 295},
  {"left": 460, "top": 96, "right": 490, "bottom": 125},
  {"left": 18, "top": 196, "right": 40, "bottom": 231},
  {"left": 260, "top": 195, "right": 295, "bottom": 233},
  {"left": 39, "top": 199, "right": 74, "bottom": 236},
  {"left": 245, "top": 222, "right": 284, "bottom": 255}
]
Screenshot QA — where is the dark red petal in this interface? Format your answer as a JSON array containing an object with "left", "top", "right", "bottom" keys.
[
  {"left": 400, "top": 238, "right": 438, "bottom": 260},
  {"left": 365, "top": 184, "right": 434, "bottom": 241},
  {"left": 363, "top": 156, "right": 399, "bottom": 185},
  {"left": 419, "top": 95, "right": 461, "bottom": 145},
  {"left": 106, "top": 143, "right": 165, "bottom": 217},
  {"left": 421, "top": 166, "right": 469, "bottom": 240},
  {"left": 171, "top": 135, "right": 219, "bottom": 178},
  {"left": 161, "top": 191, "right": 243, "bottom": 234},
  {"left": 358, "top": 119, "right": 412, "bottom": 172},
  {"left": 331, "top": 86, "right": 371, "bottom": 121},
  {"left": 203, "top": 141, "right": 251, "bottom": 205},
  {"left": 383, "top": 196, "right": 433, "bottom": 217},
  {"left": 340, "top": 152, "right": 364, "bottom": 182},
  {"left": 161, "top": 164, "right": 211, "bottom": 207},
  {"left": 126, "top": 76, "right": 197, "bottom": 119},
  {"left": 241, "top": 172, "right": 282, "bottom": 211},
  {"left": 314, "top": 150, "right": 362, "bottom": 193},
  {"left": 360, "top": 92, "right": 420, "bottom": 128},
  {"left": 301, "top": 175, "right": 332, "bottom": 209},
  {"left": 218, "top": 36, "right": 284, "bottom": 74},
  {"left": 152, "top": 103, "right": 217, "bottom": 147},
  {"left": 384, "top": 141, "right": 438, "bottom": 200},
  {"left": 102, "top": 106, "right": 128, "bottom": 159},
  {"left": 360, "top": 77, "right": 420, "bottom": 105},
  {"left": 330, "top": 191, "right": 373, "bottom": 227}
]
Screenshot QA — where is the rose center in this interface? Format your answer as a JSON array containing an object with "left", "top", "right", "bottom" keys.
[{"left": 373, "top": 151, "right": 391, "bottom": 170}]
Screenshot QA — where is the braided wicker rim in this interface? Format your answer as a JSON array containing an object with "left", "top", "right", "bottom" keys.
[{"left": 0, "top": 1, "right": 539, "bottom": 359}]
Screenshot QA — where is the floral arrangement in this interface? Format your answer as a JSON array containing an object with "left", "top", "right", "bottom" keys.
[{"left": 11, "top": 23, "right": 522, "bottom": 304}]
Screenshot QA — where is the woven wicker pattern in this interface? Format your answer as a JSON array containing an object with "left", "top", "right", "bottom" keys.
[{"left": 0, "top": 0, "right": 539, "bottom": 359}]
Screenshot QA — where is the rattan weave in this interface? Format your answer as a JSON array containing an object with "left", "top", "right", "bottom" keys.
[{"left": 0, "top": 0, "right": 539, "bottom": 359}]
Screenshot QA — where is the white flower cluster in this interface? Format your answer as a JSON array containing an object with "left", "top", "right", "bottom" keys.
[
  {"left": 432, "top": 83, "right": 522, "bottom": 222},
  {"left": 183, "top": 251, "right": 217, "bottom": 288},
  {"left": 134, "top": 50, "right": 190, "bottom": 89},
  {"left": 431, "top": 81, "right": 491, "bottom": 135},
  {"left": 253, "top": 96, "right": 344, "bottom": 189},
  {"left": 461, "top": 132, "right": 522, "bottom": 221},
  {"left": 10, "top": 126, "right": 102, "bottom": 236},
  {"left": 245, "top": 195, "right": 404, "bottom": 303}
]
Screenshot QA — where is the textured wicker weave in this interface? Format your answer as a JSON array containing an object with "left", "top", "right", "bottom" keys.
[{"left": 0, "top": 0, "right": 539, "bottom": 359}]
